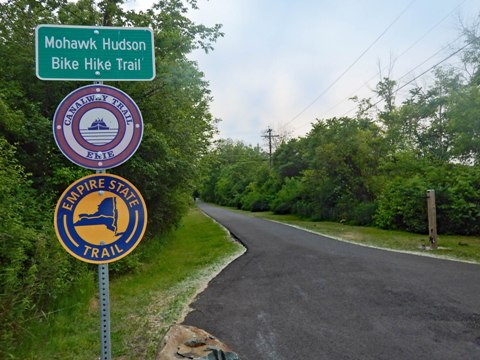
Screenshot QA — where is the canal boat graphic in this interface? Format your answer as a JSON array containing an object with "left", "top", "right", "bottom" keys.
[
  {"left": 88, "top": 118, "right": 110, "bottom": 130},
  {"left": 80, "top": 118, "right": 118, "bottom": 146}
]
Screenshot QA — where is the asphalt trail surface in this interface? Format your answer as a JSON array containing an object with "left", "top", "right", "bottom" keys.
[{"left": 184, "top": 203, "right": 480, "bottom": 359}]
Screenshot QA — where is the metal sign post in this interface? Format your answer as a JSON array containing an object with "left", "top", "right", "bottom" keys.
[
  {"left": 54, "top": 172, "right": 147, "bottom": 358},
  {"left": 41, "top": 22, "right": 153, "bottom": 360},
  {"left": 97, "top": 168, "right": 111, "bottom": 360},
  {"left": 98, "top": 263, "right": 112, "bottom": 360}
]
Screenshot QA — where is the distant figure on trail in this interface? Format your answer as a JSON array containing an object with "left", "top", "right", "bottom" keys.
[{"left": 193, "top": 190, "right": 200, "bottom": 202}]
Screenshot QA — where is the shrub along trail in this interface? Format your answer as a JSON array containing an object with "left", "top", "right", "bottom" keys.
[{"left": 11, "top": 207, "right": 244, "bottom": 359}]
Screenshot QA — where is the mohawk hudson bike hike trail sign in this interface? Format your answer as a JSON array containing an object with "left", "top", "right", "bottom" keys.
[
  {"left": 54, "top": 173, "right": 147, "bottom": 264},
  {"left": 36, "top": 25, "right": 155, "bottom": 81}
]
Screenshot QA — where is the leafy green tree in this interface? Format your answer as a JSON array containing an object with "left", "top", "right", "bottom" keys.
[
  {"left": 300, "top": 117, "right": 386, "bottom": 223},
  {"left": 448, "top": 81, "right": 480, "bottom": 163},
  {"left": 459, "top": 19, "right": 480, "bottom": 86},
  {"left": 437, "top": 165, "right": 480, "bottom": 234},
  {"left": 198, "top": 139, "right": 268, "bottom": 207},
  {"left": 0, "top": 0, "right": 222, "bottom": 348},
  {"left": 375, "top": 77, "right": 397, "bottom": 120},
  {"left": 240, "top": 165, "right": 279, "bottom": 212},
  {"left": 270, "top": 177, "right": 305, "bottom": 215},
  {"left": 114, "top": 0, "right": 222, "bottom": 231},
  {"left": 374, "top": 175, "right": 429, "bottom": 233},
  {"left": 272, "top": 138, "right": 308, "bottom": 180}
]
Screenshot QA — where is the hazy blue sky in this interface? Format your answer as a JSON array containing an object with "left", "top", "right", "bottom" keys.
[{"left": 124, "top": 0, "right": 480, "bottom": 146}]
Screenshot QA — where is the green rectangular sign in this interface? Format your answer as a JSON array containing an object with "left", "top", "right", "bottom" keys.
[{"left": 36, "top": 25, "right": 155, "bottom": 81}]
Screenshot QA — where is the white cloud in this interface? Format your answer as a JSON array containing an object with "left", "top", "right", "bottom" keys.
[{"left": 127, "top": 0, "right": 480, "bottom": 146}]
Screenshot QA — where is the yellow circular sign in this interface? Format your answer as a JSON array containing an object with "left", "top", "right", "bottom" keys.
[{"left": 54, "top": 173, "right": 147, "bottom": 264}]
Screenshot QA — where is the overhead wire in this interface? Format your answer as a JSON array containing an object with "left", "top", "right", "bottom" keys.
[
  {"left": 339, "top": 40, "right": 473, "bottom": 118},
  {"left": 291, "top": 34, "right": 465, "bottom": 130},
  {"left": 314, "top": 0, "right": 468, "bottom": 121},
  {"left": 281, "top": 0, "right": 417, "bottom": 129},
  {"left": 396, "top": 34, "right": 463, "bottom": 83}
]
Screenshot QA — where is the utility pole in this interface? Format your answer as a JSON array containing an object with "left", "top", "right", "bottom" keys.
[{"left": 262, "top": 127, "right": 279, "bottom": 167}]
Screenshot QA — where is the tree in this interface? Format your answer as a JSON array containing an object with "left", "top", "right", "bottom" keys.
[
  {"left": 0, "top": 0, "right": 222, "bottom": 348},
  {"left": 395, "top": 70, "right": 459, "bottom": 163},
  {"left": 272, "top": 138, "right": 308, "bottom": 180},
  {"left": 299, "top": 117, "right": 386, "bottom": 223},
  {"left": 0, "top": 0, "right": 223, "bottom": 229},
  {"left": 198, "top": 139, "right": 268, "bottom": 207},
  {"left": 448, "top": 84, "right": 480, "bottom": 163}
]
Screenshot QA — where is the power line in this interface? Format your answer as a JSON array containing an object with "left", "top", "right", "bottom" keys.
[
  {"left": 296, "top": 34, "right": 464, "bottom": 130},
  {"left": 315, "top": 0, "right": 468, "bottom": 121},
  {"left": 396, "top": 35, "right": 463, "bottom": 83},
  {"left": 340, "top": 41, "right": 472, "bottom": 117},
  {"left": 282, "top": 0, "right": 417, "bottom": 128}
]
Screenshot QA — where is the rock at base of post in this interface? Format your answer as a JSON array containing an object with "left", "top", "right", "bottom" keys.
[{"left": 156, "top": 324, "right": 240, "bottom": 360}]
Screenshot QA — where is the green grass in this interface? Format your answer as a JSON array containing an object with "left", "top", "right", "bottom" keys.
[
  {"left": 12, "top": 206, "right": 480, "bottom": 358},
  {"left": 12, "top": 208, "right": 244, "bottom": 359},
  {"left": 230, "top": 209, "right": 480, "bottom": 264}
]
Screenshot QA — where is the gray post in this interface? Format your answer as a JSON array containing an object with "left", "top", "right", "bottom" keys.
[
  {"left": 98, "top": 263, "right": 111, "bottom": 360},
  {"left": 96, "top": 167, "right": 111, "bottom": 359},
  {"left": 426, "top": 189, "right": 438, "bottom": 248}
]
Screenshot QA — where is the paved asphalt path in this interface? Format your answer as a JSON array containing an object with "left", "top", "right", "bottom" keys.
[{"left": 184, "top": 203, "right": 480, "bottom": 359}]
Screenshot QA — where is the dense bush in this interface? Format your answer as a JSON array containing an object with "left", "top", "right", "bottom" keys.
[
  {"left": 0, "top": 139, "right": 88, "bottom": 351},
  {"left": 350, "top": 202, "right": 377, "bottom": 226},
  {"left": 271, "top": 177, "right": 304, "bottom": 214},
  {"left": 374, "top": 176, "right": 429, "bottom": 233},
  {"left": 436, "top": 166, "right": 480, "bottom": 235},
  {"left": 0, "top": 0, "right": 221, "bottom": 351},
  {"left": 198, "top": 17, "right": 480, "bottom": 237},
  {"left": 200, "top": 47, "right": 480, "bottom": 236}
]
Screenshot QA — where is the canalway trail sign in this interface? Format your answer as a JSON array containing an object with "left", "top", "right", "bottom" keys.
[
  {"left": 53, "top": 84, "right": 143, "bottom": 170},
  {"left": 36, "top": 25, "right": 155, "bottom": 81},
  {"left": 54, "top": 173, "right": 147, "bottom": 264}
]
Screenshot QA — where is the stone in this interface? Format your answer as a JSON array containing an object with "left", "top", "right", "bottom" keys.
[{"left": 156, "top": 324, "right": 240, "bottom": 360}]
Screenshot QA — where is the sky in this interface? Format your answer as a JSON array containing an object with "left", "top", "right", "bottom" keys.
[{"left": 123, "top": 0, "right": 480, "bottom": 147}]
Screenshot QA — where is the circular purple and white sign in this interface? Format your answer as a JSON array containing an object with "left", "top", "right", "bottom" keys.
[{"left": 53, "top": 84, "right": 143, "bottom": 169}]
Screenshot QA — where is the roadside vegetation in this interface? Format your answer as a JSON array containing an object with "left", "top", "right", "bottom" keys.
[
  {"left": 0, "top": 0, "right": 223, "bottom": 355},
  {"left": 198, "top": 15, "right": 480, "bottom": 243},
  {"left": 2, "top": 0, "right": 480, "bottom": 356},
  {"left": 236, "top": 210, "right": 480, "bottom": 264},
  {"left": 9, "top": 208, "right": 243, "bottom": 359}
]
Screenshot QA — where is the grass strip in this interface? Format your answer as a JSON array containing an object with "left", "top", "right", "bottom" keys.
[
  {"left": 13, "top": 207, "right": 244, "bottom": 359},
  {"left": 229, "top": 209, "right": 480, "bottom": 264}
]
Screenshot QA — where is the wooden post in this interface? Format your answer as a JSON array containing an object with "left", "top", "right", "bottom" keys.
[{"left": 426, "top": 189, "right": 438, "bottom": 249}]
